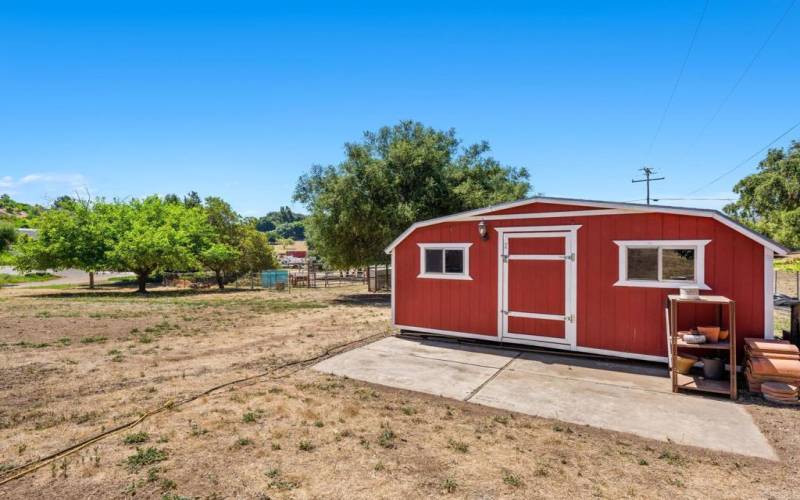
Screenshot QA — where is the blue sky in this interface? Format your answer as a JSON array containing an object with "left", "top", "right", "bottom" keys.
[{"left": 1, "top": 1, "right": 798, "bottom": 215}]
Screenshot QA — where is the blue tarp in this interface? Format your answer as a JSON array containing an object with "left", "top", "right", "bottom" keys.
[{"left": 261, "top": 270, "right": 289, "bottom": 288}]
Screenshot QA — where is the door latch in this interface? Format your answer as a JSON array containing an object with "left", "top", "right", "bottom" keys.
[
  {"left": 564, "top": 314, "right": 575, "bottom": 323},
  {"left": 563, "top": 253, "right": 576, "bottom": 261}
]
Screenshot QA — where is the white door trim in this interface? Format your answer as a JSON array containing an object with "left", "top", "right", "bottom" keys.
[{"left": 497, "top": 226, "right": 579, "bottom": 347}]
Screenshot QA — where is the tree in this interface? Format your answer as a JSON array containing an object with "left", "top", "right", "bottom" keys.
[
  {"left": 724, "top": 141, "right": 800, "bottom": 249},
  {"left": 105, "top": 196, "right": 212, "bottom": 292},
  {"left": 14, "top": 199, "right": 109, "bottom": 288},
  {"left": 255, "top": 206, "right": 306, "bottom": 237},
  {"left": 0, "top": 222, "right": 16, "bottom": 253},
  {"left": 200, "top": 243, "right": 240, "bottom": 289},
  {"left": 294, "top": 121, "right": 530, "bottom": 268},
  {"left": 163, "top": 193, "right": 181, "bottom": 205},
  {"left": 274, "top": 220, "right": 305, "bottom": 240},
  {"left": 183, "top": 191, "right": 202, "bottom": 208},
  {"left": 255, "top": 217, "right": 276, "bottom": 232},
  {"left": 204, "top": 196, "right": 243, "bottom": 245},
  {"left": 239, "top": 227, "right": 278, "bottom": 277}
]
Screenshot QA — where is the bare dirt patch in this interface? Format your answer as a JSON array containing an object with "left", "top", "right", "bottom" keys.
[{"left": 1, "top": 283, "right": 799, "bottom": 499}]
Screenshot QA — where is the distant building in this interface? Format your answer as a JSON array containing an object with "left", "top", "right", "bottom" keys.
[{"left": 274, "top": 240, "right": 307, "bottom": 259}]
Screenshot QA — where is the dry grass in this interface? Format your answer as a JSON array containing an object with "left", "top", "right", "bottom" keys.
[{"left": 0, "top": 283, "right": 799, "bottom": 499}]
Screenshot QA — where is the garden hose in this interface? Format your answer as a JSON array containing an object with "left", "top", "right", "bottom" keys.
[{"left": 0, "top": 331, "right": 387, "bottom": 488}]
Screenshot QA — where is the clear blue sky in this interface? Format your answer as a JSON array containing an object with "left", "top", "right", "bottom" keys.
[{"left": 1, "top": 1, "right": 798, "bottom": 215}]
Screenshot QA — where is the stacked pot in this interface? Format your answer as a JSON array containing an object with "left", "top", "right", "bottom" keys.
[{"left": 745, "top": 338, "right": 800, "bottom": 403}]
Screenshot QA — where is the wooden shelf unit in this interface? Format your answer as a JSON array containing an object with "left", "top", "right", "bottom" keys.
[{"left": 667, "top": 295, "right": 737, "bottom": 400}]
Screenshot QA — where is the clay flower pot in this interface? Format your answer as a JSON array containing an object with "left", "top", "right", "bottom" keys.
[{"left": 697, "top": 326, "right": 720, "bottom": 343}]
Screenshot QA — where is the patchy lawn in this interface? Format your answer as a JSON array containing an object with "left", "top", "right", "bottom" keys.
[
  {"left": 0, "top": 272, "right": 58, "bottom": 286},
  {"left": 0, "top": 283, "right": 799, "bottom": 499}
]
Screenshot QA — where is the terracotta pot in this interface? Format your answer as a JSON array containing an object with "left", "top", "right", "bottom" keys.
[
  {"left": 697, "top": 326, "right": 720, "bottom": 343},
  {"left": 702, "top": 357, "right": 724, "bottom": 380}
]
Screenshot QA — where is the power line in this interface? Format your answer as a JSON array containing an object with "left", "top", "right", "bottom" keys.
[
  {"left": 687, "top": 117, "right": 800, "bottom": 195},
  {"left": 685, "top": 0, "right": 796, "bottom": 149},
  {"left": 653, "top": 197, "right": 735, "bottom": 202},
  {"left": 632, "top": 167, "right": 665, "bottom": 205},
  {"left": 645, "top": 0, "right": 709, "bottom": 160}
]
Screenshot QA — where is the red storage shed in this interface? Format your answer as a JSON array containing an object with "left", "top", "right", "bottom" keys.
[{"left": 386, "top": 197, "right": 789, "bottom": 362}]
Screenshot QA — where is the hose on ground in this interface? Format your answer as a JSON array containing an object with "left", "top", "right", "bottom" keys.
[{"left": 0, "top": 331, "right": 387, "bottom": 488}]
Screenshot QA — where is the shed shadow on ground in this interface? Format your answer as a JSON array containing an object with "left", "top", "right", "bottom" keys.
[
  {"left": 332, "top": 293, "right": 391, "bottom": 307},
  {"left": 400, "top": 333, "right": 669, "bottom": 382}
]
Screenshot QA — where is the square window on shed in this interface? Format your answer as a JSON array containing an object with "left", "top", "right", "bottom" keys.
[{"left": 418, "top": 243, "right": 472, "bottom": 280}]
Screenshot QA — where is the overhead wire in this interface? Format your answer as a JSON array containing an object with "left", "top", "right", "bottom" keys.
[
  {"left": 684, "top": 0, "right": 797, "bottom": 150},
  {"left": 687, "top": 117, "right": 800, "bottom": 195},
  {"left": 645, "top": 0, "right": 710, "bottom": 161}
]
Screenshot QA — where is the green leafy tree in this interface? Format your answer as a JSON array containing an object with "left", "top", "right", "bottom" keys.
[
  {"left": 204, "top": 196, "right": 243, "bottom": 245},
  {"left": 724, "top": 141, "right": 800, "bottom": 249},
  {"left": 15, "top": 199, "right": 109, "bottom": 287},
  {"left": 239, "top": 227, "right": 278, "bottom": 276},
  {"left": 255, "top": 206, "right": 306, "bottom": 237},
  {"left": 163, "top": 193, "right": 181, "bottom": 205},
  {"left": 183, "top": 191, "right": 202, "bottom": 209},
  {"left": 293, "top": 121, "right": 530, "bottom": 268},
  {"left": 105, "top": 196, "right": 213, "bottom": 292},
  {"left": 200, "top": 243, "right": 240, "bottom": 289},
  {"left": 274, "top": 220, "right": 305, "bottom": 240},
  {"left": 255, "top": 217, "right": 276, "bottom": 232},
  {"left": 0, "top": 222, "right": 16, "bottom": 253}
]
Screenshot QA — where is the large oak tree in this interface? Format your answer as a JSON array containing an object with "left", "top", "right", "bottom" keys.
[
  {"left": 294, "top": 121, "right": 531, "bottom": 268},
  {"left": 724, "top": 141, "right": 800, "bottom": 250}
]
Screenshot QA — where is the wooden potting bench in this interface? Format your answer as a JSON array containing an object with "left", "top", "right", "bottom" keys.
[{"left": 666, "top": 295, "right": 737, "bottom": 400}]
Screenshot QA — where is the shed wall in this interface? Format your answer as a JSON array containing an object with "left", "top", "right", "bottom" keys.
[{"left": 394, "top": 210, "right": 766, "bottom": 358}]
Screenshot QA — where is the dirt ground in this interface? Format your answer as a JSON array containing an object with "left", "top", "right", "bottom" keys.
[{"left": 1, "top": 283, "right": 799, "bottom": 499}]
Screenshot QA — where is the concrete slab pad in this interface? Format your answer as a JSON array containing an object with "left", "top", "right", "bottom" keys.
[
  {"left": 472, "top": 363, "right": 776, "bottom": 459},
  {"left": 510, "top": 351, "right": 672, "bottom": 393},
  {"left": 314, "top": 338, "right": 504, "bottom": 400},
  {"left": 315, "top": 336, "right": 776, "bottom": 460}
]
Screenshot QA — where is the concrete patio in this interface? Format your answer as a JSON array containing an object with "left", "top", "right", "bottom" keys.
[{"left": 314, "top": 335, "right": 776, "bottom": 460}]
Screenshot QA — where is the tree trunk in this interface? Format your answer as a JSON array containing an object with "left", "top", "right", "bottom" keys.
[
  {"left": 215, "top": 270, "right": 224, "bottom": 290},
  {"left": 136, "top": 273, "right": 148, "bottom": 293},
  {"left": 89, "top": 271, "right": 95, "bottom": 289}
]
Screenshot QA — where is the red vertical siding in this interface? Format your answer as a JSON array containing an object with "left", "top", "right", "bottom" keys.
[{"left": 394, "top": 203, "right": 769, "bottom": 358}]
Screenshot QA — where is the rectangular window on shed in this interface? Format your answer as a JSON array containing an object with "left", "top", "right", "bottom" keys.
[
  {"left": 614, "top": 240, "right": 709, "bottom": 289},
  {"left": 418, "top": 243, "right": 472, "bottom": 280}
]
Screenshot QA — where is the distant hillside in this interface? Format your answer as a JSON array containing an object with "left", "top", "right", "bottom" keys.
[
  {"left": 0, "top": 194, "right": 45, "bottom": 227},
  {"left": 255, "top": 206, "right": 306, "bottom": 241}
]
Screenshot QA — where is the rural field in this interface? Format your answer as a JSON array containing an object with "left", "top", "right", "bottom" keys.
[{"left": 1, "top": 283, "right": 799, "bottom": 499}]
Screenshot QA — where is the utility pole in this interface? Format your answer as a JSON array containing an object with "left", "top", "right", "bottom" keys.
[{"left": 632, "top": 167, "right": 665, "bottom": 205}]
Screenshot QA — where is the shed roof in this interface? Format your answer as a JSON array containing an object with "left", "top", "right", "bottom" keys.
[{"left": 384, "top": 196, "right": 790, "bottom": 255}]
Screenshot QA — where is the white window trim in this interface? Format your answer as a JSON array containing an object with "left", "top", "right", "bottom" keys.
[
  {"left": 613, "top": 239, "right": 711, "bottom": 290},
  {"left": 417, "top": 243, "right": 473, "bottom": 280}
]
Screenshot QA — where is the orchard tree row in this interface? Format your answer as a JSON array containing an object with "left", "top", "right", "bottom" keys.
[{"left": 14, "top": 195, "right": 277, "bottom": 292}]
